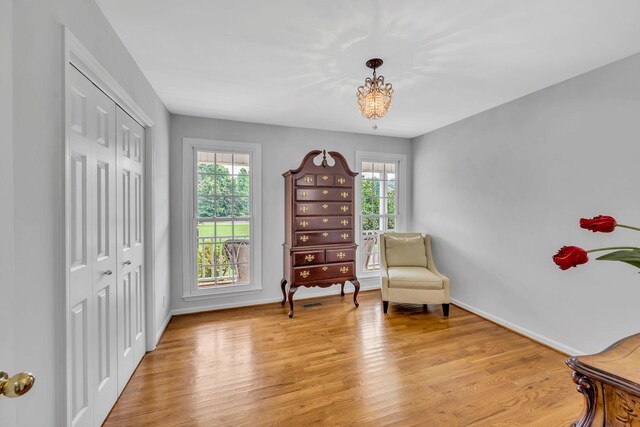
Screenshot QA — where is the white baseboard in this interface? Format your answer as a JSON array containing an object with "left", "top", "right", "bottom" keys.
[
  {"left": 451, "top": 298, "right": 584, "bottom": 356},
  {"left": 155, "top": 312, "right": 173, "bottom": 345},
  {"left": 172, "top": 279, "right": 381, "bottom": 316}
]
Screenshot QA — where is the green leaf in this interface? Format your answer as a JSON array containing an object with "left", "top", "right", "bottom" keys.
[{"left": 596, "top": 250, "right": 640, "bottom": 269}]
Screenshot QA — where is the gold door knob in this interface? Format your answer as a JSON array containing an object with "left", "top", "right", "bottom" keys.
[{"left": 0, "top": 371, "right": 35, "bottom": 398}]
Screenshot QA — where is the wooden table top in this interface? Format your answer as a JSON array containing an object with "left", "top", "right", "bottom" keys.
[{"left": 567, "top": 333, "right": 640, "bottom": 395}]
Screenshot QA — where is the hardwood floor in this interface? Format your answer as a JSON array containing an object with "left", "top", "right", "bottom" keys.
[{"left": 104, "top": 290, "right": 582, "bottom": 426}]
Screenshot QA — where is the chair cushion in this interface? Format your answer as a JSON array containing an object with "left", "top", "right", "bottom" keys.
[
  {"left": 387, "top": 267, "right": 443, "bottom": 290},
  {"left": 385, "top": 235, "right": 427, "bottom": 267}
]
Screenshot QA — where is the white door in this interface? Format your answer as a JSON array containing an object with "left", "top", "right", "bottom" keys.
[
  {"left": 67, "top": 65, "right": 119, "bottom": 426},
  {"left": 116, "top": 106, "right": 146, "bottom": 394}
]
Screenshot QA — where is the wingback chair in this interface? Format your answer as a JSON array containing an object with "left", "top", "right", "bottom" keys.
[{"left": 380, "top": 233, "right": 450, "bottom": 316}]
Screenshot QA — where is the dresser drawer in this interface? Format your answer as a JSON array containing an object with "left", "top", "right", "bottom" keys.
[
  {"left": 326, "top": 248, "right": 355, "bottom": 263},
  {"left": 295, "top": 216, "right": 352, "bottom": 231},
  {"left": 293, "top": 250, "right": 325, "bottom": 266},
  {"left": 316, "top": 174, "right": 334, "bottom": 186},
  {"left": 295, "top": 230, "right": 353, "bottom": 246},
  {"left": 294, "top": 262, "right": 355, "bottom": 284},
  {"left": 296, "top": 202, "right": 352, "bottom": 216},
  {"left": 296, "top": 188, "right": 352, "bottom": 202},
  {"left": 334, "top": 174, "right": 352, "bottom": 187},
  {"left": 296, "top": 174, "right": 316, "bottom": 186}
]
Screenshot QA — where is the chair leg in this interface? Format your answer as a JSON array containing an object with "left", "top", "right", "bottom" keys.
[
  {"left": 383, "top": 300, "right": 389, "bottom": 314},
  {"left": 423, "top": 304, "right": 428, "bottom": 310},
  {"left": 442, "top": 303, "right": 450, "bottom": 317}
]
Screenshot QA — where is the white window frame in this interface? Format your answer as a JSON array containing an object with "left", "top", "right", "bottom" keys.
[
  {"left": 182, "top": 138, "right": 262, "bottom": 300},
  {"left": 355, "top": 151, "right": 407, "bottom": 278}
]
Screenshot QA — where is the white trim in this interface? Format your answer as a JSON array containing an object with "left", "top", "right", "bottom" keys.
[
  {"left": 450, "top": 298, "right": 584, "bottom": 356},
  {"left": 62, "top": 27, "right": 157, "bottom": 426},
  {"left": 144, "top": 126, "right": 157, "bottom": 351},
  {"left": 182, "top": 137, "right": 263, "bottom": 300},
  {"left": 354, "top": 151, "right": 408, "bottom": 279},
  {"left": 155, "top": 313, "right": 173, "bottom": 345},
  {"left": 64, "top": 29, "right": 154, "bottom": 127},
  {"left": 173, "top": 282, "right": 381, "bottom": 316}
]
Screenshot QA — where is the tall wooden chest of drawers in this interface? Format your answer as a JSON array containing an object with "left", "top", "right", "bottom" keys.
[{"left": 280, "top": 150, "right": 360, "bottom": 317}]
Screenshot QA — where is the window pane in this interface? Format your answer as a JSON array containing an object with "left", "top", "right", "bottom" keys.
[
  {"left": 235, "top": 174, "right": 250, "bottom": 197},
  {"left": 197, "top": 196, "right": 215, "bottom": 218},
  {"left": 215, "top": 174, "right": 232, "bottom": 197},
  {"left": 387, "top": 196, "right": 395, "bottom": 215},
  {"left": 370, "top": 196, "right": 380, "bottom": 214},
  {"left": 233, "top": 197, "right": 250, "bottom": 217},
  {"left": 388, "top": 216, "right": 396, "bottom": 231}
]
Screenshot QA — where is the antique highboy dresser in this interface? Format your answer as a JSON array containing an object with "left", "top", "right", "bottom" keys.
[{"left": 281, "top": 150, "right": 360, "bottom": 317}]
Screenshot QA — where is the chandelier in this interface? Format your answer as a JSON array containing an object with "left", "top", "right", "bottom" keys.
[{"left": 356, "top": 58, "right": 394, "bottom": 120}]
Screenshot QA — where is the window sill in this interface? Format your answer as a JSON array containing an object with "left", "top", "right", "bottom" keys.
[{"left": 182, "top": 284, "right": 263, "bottom": 301}]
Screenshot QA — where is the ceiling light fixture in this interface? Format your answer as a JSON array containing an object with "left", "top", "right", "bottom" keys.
[{"left": 356, "top": 58, "right": 394, "bottom": 120}]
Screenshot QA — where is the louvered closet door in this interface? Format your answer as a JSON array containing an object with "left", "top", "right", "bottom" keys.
[
  {"left": 67, "top": 65, "right": 119, "bottom": 427},
  {"left": 116, "top": 106, "right": 146, "bottom": 394}
]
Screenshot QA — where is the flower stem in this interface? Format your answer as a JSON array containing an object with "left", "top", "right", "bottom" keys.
[
  {"left": 586, "top": 246, "right": 640, "bottom": 253},
  {"left": 617, "top": 224, "right": 640, "bottom": 232}
]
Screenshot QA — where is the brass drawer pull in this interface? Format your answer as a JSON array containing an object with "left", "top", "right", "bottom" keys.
[
  {"left": 337, "top": 252, "right": 346, "bottom": 259},
  {"left": 341, "top": 233, "right": 349, "bottom": 240},
  {"left": 300, "top": 235, "right": 309, "bottom": 242},
  {"left": 304, "top": 254, "right": 315, "bottom": 262},
  {"left": 322, "top": 218, "right": 329, "bottom": 223},
  {"left": 300, "top": 270, "right": 310, "bottom": 279},
  {"left": 303, "top": 176, "right": 313, "bottom": 183},
  {"left": 322, "top": 204, "right": 328, "bottom": 209},
  {"left": 299, "top": 206, "right": 309, "bottom": 212},
  {"left": 340, "top": 266, "right": 349, "bottom": 274},
  {"left": 322, "top": 232, "right": 328, "bottom": 237},
  {"left": 300, "top": 191, "right": 308, "bottom": 198},
  {"left": 300, "top": 221, "right": 308, "bottom": 228},
  {"left": 337, "top": 177, "right": 346, "bottom": 184},
  {"left": 322, "top": 176, "right": 329, "bottom": 181},
  {"left": 340, "top": 206, "right": 349, "bottom": 212},
  {"left": 341, "top": 192, "right": 349, "bottom": 198},
  {"left": 322, "top": 189, "right": 329, "bottom": 195},
  {"left": 341, "top": 219, "right": 348, "bottom": 226},
  {"left": 322, "top": 266, "right": 328, "bottom": 271}
]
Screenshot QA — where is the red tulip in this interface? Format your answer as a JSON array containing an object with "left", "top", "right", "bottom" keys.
[
  {"left": 553, "top": 246, "right": 589, "bottom": 270},
  {"left": 580, "top": 215, "right": 617, "bottom": 233}
]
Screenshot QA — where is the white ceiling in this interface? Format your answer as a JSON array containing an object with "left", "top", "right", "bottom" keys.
[{"left": 96, "top": 0, "right": 640, "bottom": 138}]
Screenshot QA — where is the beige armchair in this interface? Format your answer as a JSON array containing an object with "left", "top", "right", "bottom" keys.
[{"left": 380, "top": 233, "right": 450, "bottom": 316}]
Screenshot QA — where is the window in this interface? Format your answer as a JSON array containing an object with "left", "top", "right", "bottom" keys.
[
  {"left": 356, "top": 152, "right": 406, "bottom": 274},
  {"left": 183, "top": 139, "right": 261, "bottom": 299}
]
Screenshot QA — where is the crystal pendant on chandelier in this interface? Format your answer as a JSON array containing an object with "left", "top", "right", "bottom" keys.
[{"left": 356, "top": 58, "right": 393, "bottom": 120}]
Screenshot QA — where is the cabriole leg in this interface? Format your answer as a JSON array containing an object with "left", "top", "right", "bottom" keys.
[
  {"left": 280, "top": 279, "right": 287, "bottom": 305},
  {"left": 352, "top": 279, "right": 360, "bottom": 308},
  {"left": 288, "top": 286, "right": 298, "bottom": 318}
]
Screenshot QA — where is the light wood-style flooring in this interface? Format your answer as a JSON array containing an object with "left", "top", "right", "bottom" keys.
[{"left": 104, "top": 290, "right": 582, "bottom": 426}]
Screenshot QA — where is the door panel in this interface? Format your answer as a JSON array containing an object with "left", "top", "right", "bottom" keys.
[
  {"left": 67, "top": 65, "right": 119, "bottom": 427},
  {"left": 116, "top": 106, "right": 146, "bottom": 395}
]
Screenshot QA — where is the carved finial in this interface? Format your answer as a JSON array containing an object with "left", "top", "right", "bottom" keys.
[{"left": 322, "top": 149, "right": 328, "bottom": 168}]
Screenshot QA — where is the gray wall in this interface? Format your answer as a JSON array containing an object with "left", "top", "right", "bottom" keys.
[
  {"left": 411, "top": 52, "right": 640, "bottom": 355},
  {"left": 170, "top": 115, "right": 412, "bottom": 313},
  {"left": 11, "top": 0, "right": 170, "bottom": 424},
  {"left": 0, "top": 0, "right": 15, "bottom": 425}
]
